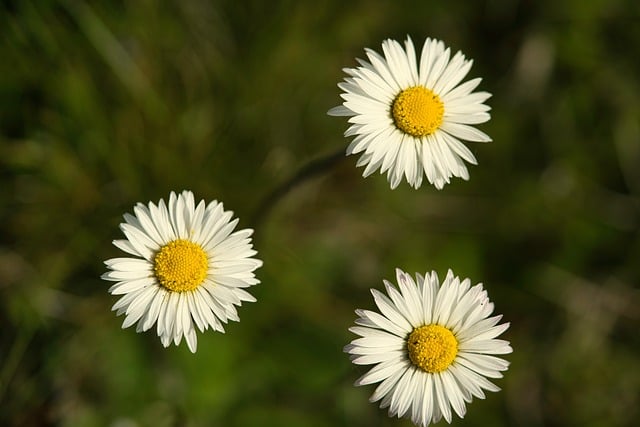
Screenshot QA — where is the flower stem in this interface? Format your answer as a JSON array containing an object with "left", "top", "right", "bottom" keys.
[{"left": 251, "top": 147, "right": 346, "bottom": 232}]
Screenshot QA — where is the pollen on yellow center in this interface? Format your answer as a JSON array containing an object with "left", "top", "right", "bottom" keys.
[
  {"left": 392, "top": 86, "right": 444, "bottom": 137},
  {"left": 407, "top": 324, "right": 458, "bottom": 373},
  {"left": 153, "top": 239, "right": 208, "bottom": 293}
]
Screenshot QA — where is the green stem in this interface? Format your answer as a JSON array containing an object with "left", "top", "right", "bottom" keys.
[{"left": 251, "top": 147, "right": 346, "bottom": 232}]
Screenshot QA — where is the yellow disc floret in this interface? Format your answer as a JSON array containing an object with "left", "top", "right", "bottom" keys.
[
  {"left": 392, "top": 86, "right": 444, "bottom": 137},
  {"left": 154, "top": 239, "right": 208, "bottom": 292},
  {"left": 407, "top": 324, "right": 458, "bottom": 373}
]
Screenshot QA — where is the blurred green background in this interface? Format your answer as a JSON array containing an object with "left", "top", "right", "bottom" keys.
[{"left": 2, "top": 0, "right": 640, "bottom": 426}]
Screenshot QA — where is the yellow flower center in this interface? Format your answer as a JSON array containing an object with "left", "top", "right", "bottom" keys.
[
  {"left": 407, "top": 324, "right": 458, "bottom": 373},
  {"left": 392, "top": 86, "right": 444, "bottom": 137},
  {"left": 153, "top": 239, "right": 208, "bottom": 292}
]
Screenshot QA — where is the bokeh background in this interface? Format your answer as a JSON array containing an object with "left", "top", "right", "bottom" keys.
[{"left": 2, "top": 0, "right": 640, "bottom": 426}]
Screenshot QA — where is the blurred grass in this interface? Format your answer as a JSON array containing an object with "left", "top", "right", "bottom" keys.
[{"left": 1, "top": 0, "right": 640, "bottom": 426}]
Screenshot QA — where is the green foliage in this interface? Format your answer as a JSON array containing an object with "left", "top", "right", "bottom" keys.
[{"left": 2, "top": 0, "right": 639, "bottom": 426}]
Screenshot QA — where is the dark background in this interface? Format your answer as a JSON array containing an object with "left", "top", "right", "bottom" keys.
[{"left": 1, "top": 0, "right": 639, "bottom": 426}]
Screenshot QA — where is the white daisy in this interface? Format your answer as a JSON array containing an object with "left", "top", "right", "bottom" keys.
[
  {"left": 102, "top": 190, "right": 262, "bottom": 353},
  {"left": 328, "top": 36, "right": 492, "bottom": 189},
  {"left": 345, "top": 269, "right": 512, "bottom": 426}
]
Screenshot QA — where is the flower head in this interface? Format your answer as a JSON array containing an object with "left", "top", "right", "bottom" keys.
[
  {"left": 329, "top": 37, "right": 492, "bottom": 189},
  {"left": 345, "top": 269, "right": 511, "bottom": 426},
  {"left": 102, "top": 190, "right": 262, "bottom": 353}
]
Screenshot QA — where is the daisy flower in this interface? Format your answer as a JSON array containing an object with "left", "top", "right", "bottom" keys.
[
  {"left": 328, "top": 36, "right": 492, "bottom": 189},
  {"left": 345, "top": 269, "right": 511, "bottom": 426},
  {"left": 102, "top": 190, "right": 262, "bottom": 353}
]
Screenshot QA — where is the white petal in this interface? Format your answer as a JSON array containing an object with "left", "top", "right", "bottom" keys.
[
  {"left": 327, "top": 105, "right": 353, "bottom": 116},
  {"left": 440, "top": 369, "right": 467, "bottom": 419},
  {"left": 133, "top": 204, "right": 164, "bottom": 246},
  {"left": 395, "top": 269, "right": 424, "bottom": 327},
  {"left": 369, "top": 361, "right": 408, "bottom": 402},
  {"left": 433, "top": 373, "right": 452, "bottom": 423},
  {"left": 365, "top": 47, "right": 402, "bottom": 92},
  {"left": 440, "top": 122, "right": 492, "bottom": 142},
  {"left": 382, "top": 38, "right": 413, "bottom": 88},
  {"left": 122, "top": 286, "right": 158, "bottom": 329},
  {"left": 371, "top": 288, "right": 413, "bottom": 332},
  {"left": 141, "top": 288, "right": 166, "bottom": 331},
  {"left": 119, "top": 223, "right": 156, "bottom": 260},
  {"left": 108, "top": 277, "right": 155, "bottom": 295},
  {"left": 184, "top": 326, "right": 198, "bottom": 353},
  {"left": 357, "top": 359, "right": 408, "bottom": 386}
]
